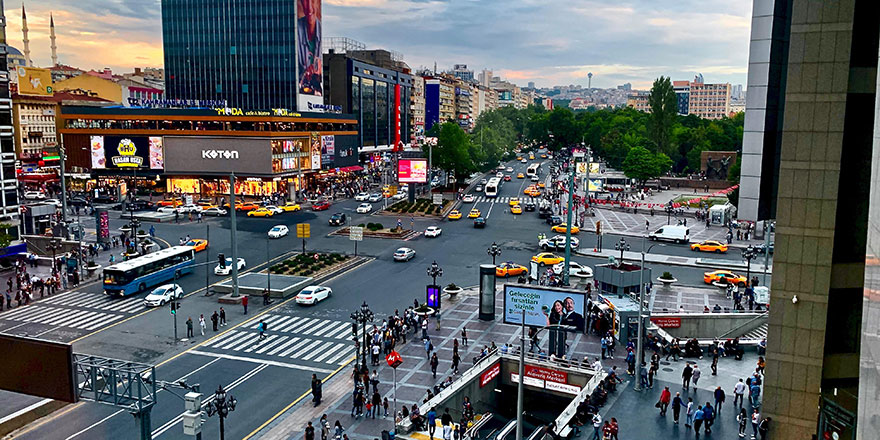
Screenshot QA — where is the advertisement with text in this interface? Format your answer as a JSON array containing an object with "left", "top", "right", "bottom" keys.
[
  {"left": 503, "top": 284, "right": 586, "bottom": 332},
  {"left": 398, "top": 159, "right": 428, "bottom": 183},
  {"left": 90, "top": 136, "right": 164, "bottom": 170},
  {"left": 296, "top": 0, "right": 323, "bottom": 111}
]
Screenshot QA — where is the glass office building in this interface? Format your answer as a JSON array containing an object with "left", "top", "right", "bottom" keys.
[{"left": 161, "top": 0, "right": 298, "bottom": 109}]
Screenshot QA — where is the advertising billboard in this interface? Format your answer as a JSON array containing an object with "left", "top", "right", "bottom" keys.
[
  {"left": 321, "top": 135, "right": 335, "bottom": 165},
  {"left": 398, "top": 159, "right": 428, "bottom": 183},
  {"left": 503, "top": 284, "right": 587, "bottom": 332},
  {"left": 16, "top": 67, "right": 53, "bottom": 96},
  {"left": 296, "top": 0, "right": 323, "bottom": 112},
  {"left": 163, "top": 137, "right": 273, "bottom": 175},
  {"left": 310, "top": 132, "right": 322, "bottom": 170},
  {"left": 0, "top": 334, "right": 76, "bottom": 402},
  {"left": 90, "top": 136, "right": 164, "bottom": 170}
]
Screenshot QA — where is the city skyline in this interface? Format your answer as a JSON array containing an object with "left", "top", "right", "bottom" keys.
[{"left": 9, "top": 0, "right": 750, "bottom": 90}]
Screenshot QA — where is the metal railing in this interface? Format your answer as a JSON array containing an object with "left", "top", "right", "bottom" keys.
[
  {"left": 463, "top": 412, "right": 493, "bottom": 440},
  {"left": 717, "top": 311, "right": 769, "bottom": 340}
]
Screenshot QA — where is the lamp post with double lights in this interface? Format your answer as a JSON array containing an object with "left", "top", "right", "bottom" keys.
[
  {"left": 47, "top": 238, "right": 62, "bottom": 276},
  {"left": 614, "top": 237, "right": 630, "bottom": 263},
  {"left": 427, "top": 260, "right": 443, "bottom": 286},
  {"left": 350, "top": 301, "right": 374, "bottom": 371},
  {"left": 205, "top": 385, "right": 237, "bottom": 440},
  {"left": 487, "top": 242, "right": 502, "bottom": 265},
  {"left": 742, "top": 245, "right": 758, "bottom": 286}
]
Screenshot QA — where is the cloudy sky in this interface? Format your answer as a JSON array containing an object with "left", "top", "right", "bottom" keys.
[{"left": 10, "top": 0, "right": 752, "bottom": 89}]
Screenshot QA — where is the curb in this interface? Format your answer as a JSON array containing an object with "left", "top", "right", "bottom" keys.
[
  {"left": 572, "top": 249, "right": 771, "bottom": 272},
  {"left": 0, "top": 400, "right": 68, "bottom": 438}
]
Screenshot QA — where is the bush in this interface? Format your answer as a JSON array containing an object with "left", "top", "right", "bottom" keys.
[
  {"left": 358, "top": 223, "right": 365, "bottom": 228},
  {"left": 330, "top": 253, "right": 341, "bottom": 260},
  {"left": 661, "top": 272, "right": 674, "bottom": 280}
]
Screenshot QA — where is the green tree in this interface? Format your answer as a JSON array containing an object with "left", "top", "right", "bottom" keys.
[
  {"left": 621, "top": 146, "right": 672, "bottom": 186},
  {"left": 0, "top": 223, "right": 12, "bottom": 250},
  {"left": 648, "top": 76, "right": 678, "bottom": 155},
  {"left": 431, "top": 122, "right": 475, "bottom": 186}
]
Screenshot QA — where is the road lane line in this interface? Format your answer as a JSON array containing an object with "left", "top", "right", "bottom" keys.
[
  {"left": 274, "top": 316, "right": 306, "bottom": 333},
  {"left": 328, "top": 346, "right": 355, "bottom": 365},
  {"left": 276, "top": 338, "right": 312, "bottom": 357},
  {"left": 254, "top": 335, "right": 289, "bottom": 354},
  {"left": 244, "top": 335, "right": 279, "bottom": 353},
  {"left": 266, "top": 337, "right": 301, "bottom": 356},
  {"left": 311, "top": 342, "right": 346, "bottom": 363},
  {"left": 289, "top": 340, "right": 323, "bottom": 359},
  {"left": 300, "top": 341, "right": 334, "bottom": 361}
]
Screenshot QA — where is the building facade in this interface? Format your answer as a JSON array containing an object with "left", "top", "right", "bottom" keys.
[
  {"left": 12, "top": 94, "right": 57, "bottom": 164},
  {"left": 161, "top": 0, "right": 302, "bottom": 110},
  {"left": 0, "top": 1, "right": 21, "bottom": 243},
  {"left": 323, "top": 52, "right": 412, "bottom": 160},
  {"left": 673, "top": 80, "right": 690, "bottom": 116},
  {"left": 737, "top": 0, "right": 880, "bottom": 439},
  {"left": 424, "top": 76, "right": 455, "bottom": 132},
  {"left": 626, "top": 92, "right": 651, "bottom": 112},
  {"left": 688, "top": 81, "right": 730, "bottom": 119},
  {"left": 454, "top": 82, "right": 474, "bottom": 131},
  {"left": 410, "top": 75, "right": 425, "bottom": 145},
  {"left": 451, "top": 64, "right": 474, "bottom": 82}
]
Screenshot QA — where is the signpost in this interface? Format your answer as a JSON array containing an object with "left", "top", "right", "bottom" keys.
[
  {"left": 432, "top": 193, "right": 443, "bottom": 205},
  {"left": 386, "top": 351, "right": 403, "bottom": 432},
  {"left": 296, "top": 223, "right": 311, "bottom": 254},
  {"left": 350, "top": 226, "right": 363, "bottom": 256}
]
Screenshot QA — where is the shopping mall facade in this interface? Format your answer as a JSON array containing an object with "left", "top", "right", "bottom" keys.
[{"left": 58, "top": 106, "right": 366, "bottom": 199}]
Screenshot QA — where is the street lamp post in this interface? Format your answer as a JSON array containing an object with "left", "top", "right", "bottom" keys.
[
  {"left": 487, "top": 242, "right": 502, "bottom": 266},
  {"left": 614, "top": 237, "right": 630, "bottom": 263},
  {"left": 350, "top": 302, "right": 374, "bottom": 371},
  {"left": 635, "top": 241, "right": 664, "bottom": 391},
  {"left": 665, "top": 204, "right": 674, "bottom": 225},
  {"left": 742, "top": 246, "right": 757, "bottom": 285},
  {"left": 205, "top": 385, "right": 237, "bottom": 440},
  {"left": 427, "top": 261, "right": 443, "bottom": 286}
]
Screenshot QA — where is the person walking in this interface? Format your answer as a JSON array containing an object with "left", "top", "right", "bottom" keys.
[
  {"left": 693, "top": 406, "right": 704, "bottom": 437},
  {"left": 199, "top": 314, "right": 206, "bottom": 336},
  {"left": 737, "top": 407, "right": 749, "bottom": 438},
  {"left": 430, "top": 353, "right": 439, "bottom": 378},
  {"left": 334, "top": 420, "right": 344, "bottom": 439},
  {"left": 758, "top": 416, "right": 771, "bottom": 439},
  {"left": 682, "top": 362, "right": 693, "bottom": 389},
  {"left": 242, "top": 294, "right": 249, "bottom": 314},
  {"left": 452, "top": 351, "right": 461, "bottom": 374},
  {"left": 685, "top": 397, "right": 695, "bottom": 428},
  {"left": 421, "top": 317, "right": 429, "bottom": 340},
  {"left": 186, "top": 316, "right": 194, "bottom": 338},
  {"left": 751, "top": 409, "right": 761, "bottom": 438},
  {"left": 371, "top": 390, "right": 381, "bottom": 419},
  {"left": 320, "top": 415, "right": 330, "bottom": 440},
  {"left": 691, "top": 364, "right": 701, "bottom": 393},
  {"left": 702, "top": 403, "right": 714, "bottom": 434},
  {"left": 426, "top": 407, "right": 438, "bottom": 439},
  {"left": 750, "top": 381, "right": 761, "bottom": 408},
  {"left": 590, "top": 412, "right": 602, "bottom": 440},
  {"left": 211, "top": 311, "right": 219, "bottom": 332},
  {"left": 258, "top": 319, "right": 267, "bottom": 340},
  {"left": 734, "top": 379, "right": 747, "bottom": 408},
  {"left": 639, "top": 362, "right": 649, "bottom": 389},
  {"left": 311, "top": 374, "right": 322, "bottom": 406},
  {"left": 461, "top": 327, "right": 468, "bottom": 346},
  {"left": 714, "top": 386, "right": 726, "bottom": 415},
  {"left": 658, "top": 386, "right": 671, "bottom": 416},
  {"left": 219, "top": 307, "right": 226, "bottom": 326},
  {"left": 671, "top": 392, "right": 683, "bottom": 424},
  {"left": 425, "top": 338, "right": 433, "bottom": 359}
]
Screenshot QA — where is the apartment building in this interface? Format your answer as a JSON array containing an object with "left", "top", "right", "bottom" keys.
[
  {"left": 410, "top": 75, "right": 425, "bottom": 144},
  {"left": 626, "top": 92, "right": 651, "bottom": 112},
  {"left": 688, "top": 81, "right": 730, "bottom": 119},
  {"left": 454, "top": 82, "right": 474, "bottom": 131},
  {"left": 11, "top": 94, "right": 57, "bottom": 164}
]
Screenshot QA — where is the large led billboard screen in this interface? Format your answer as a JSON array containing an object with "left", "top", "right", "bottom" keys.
[
  {"left": 398, "top": 159, "right": 428, "bottom": 183},
  {"left": 503, "top": 284, "right": 587, "bottom": 332}
]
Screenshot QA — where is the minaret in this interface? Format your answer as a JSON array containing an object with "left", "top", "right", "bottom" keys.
[
  {"left": 21, "top": 3, "right": 32, "bottom": 67},
  {"left": 49, "top": 12, "right": 57, "bottom": 66}
]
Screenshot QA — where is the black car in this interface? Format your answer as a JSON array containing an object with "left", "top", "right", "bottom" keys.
[
  {"left": 124, "top": 199, "right": 154, "bottom": 212},
  {"left": 329, "top": 212, "right": 347, "bottom": 226},
  {"left": 546, "top": 215, "right": 563, "bottom": 226},
  {"left": 538, "top": 206, "right": 552, "bottom": 218},
  {"left": 68, "top": 196, "right": 90, "bottom": 207},
  {"left": 753, "top": 243, "right": 774, "bottom": 255},
  {"left": 524, "top": 201, "right": 536, "bottom": 212},
  {"left": 473, "top": 217, "right": 486, "bottom": 228},
  {"left": 93, "top": 194, "right": 117, "bottom": 204}
]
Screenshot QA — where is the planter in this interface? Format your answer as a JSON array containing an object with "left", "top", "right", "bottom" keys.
[
  {"left": 443, "top": 286, "right": 463, "bottom": 296},
  {"left": 136, "top": 233, "right": 150, "bottom": 240},
  {"left": 413, "top": 307, "right": 436, "bottom": 317},
  {"left": 657, "top": 277, "right": 677, "bottom": 285},
  {"left": 85, "top": 264, "right": 102, "bottom": 276}
]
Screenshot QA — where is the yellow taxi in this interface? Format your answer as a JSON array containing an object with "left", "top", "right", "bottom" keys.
[
  {"left": 537, "top": 182, "right": 546, "bottom": 188},
  {"left": 517, "top": 173, "right": 525, "bottom": 179},
  {"left": 383, "top": 190, "right": 392, "bottom": 198},
  {"left": 690, "top": 240, "right": 728, "bottom": 253},
  {"left": 531, "top": 252, "right": 564, "bottom": 266},
  {"left": 529, "top": 154, "right": 535, "bottom": 160},
  {"left": 527, "top": 188, "right": 541, "bottom": 197},
  {"left": 551, "top": 223, "right": 580, "bottom": 234},
  {"left": 468, "top": 208, "right": 481, "bottom": 219},
  {"left": 448, "top": 210, "right": 463, "bottom": 220},
  {"left": 508, "top": 197, "right": 520, "bottom": 207},
  {"left": 511, "top": 205, "right": 523, "bottom": 215},
  {"left": 516, "top": 157, "right": 523, "bottom": 161},
  {"left": 197, "top": 202, "right": 217, "bottom": 210},
  {"left": 496, "top": 262, "right": 528, "bottom": 277},
  {"left": 541, "top": 154, "right": 548, "bottom": 159},
  {"left": 523, "top": 185, "right": 537, "bottom": 195},
  {"left": 185, "top": 239, "right": 208, "bottom": 252},
  {"left": 247, "top": 207, "right": 275, "bottom": 217},
  {"left": 703, "top": 270, "right": 747, "bottom": 286},
  {"left": 280, "top": 202, "right": 301, "bottom": 212}
]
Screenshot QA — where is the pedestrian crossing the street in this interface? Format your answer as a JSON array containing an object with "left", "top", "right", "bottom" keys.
[{"left": 198, "top": 314, "right": 357, "bottom": 367}]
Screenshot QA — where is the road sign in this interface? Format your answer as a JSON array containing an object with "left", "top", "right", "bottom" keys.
[
  {"left": 350, "top": 226, "right": 364, "bottom": 241},
  {"left": 432, "top": 193, "right": 443, "bottom": 205},
  {"left": 296, "top": 223, "right": 311, "bottom": 238},
  {"left": 386, "top": 351, "right": 402, "bottom": 369}
]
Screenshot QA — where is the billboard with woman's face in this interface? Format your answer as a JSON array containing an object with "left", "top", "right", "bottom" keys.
[{"left": 297, "top": 0, "right": 323, "bottom": 111}]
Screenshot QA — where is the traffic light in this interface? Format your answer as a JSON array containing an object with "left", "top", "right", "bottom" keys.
[
  {"left": 218, "top": 253, "right": 226, "bottom": 268},
  {"left": 596, "top": 220, "right": 602, "bottom": 235},
  {"left": 171, "top": 302, "right": 177, "bottom": 314},
  {"left": 351, "top": 322, "right": 358, "bottom": 337}
]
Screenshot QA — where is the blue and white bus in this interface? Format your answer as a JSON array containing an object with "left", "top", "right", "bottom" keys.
[{"left": 103, "top": 246, "right": 195, "bottom": 297}]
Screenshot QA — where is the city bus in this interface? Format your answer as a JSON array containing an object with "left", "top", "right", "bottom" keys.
[
  {"left": 485, "top": 177, "right": 502, "bottom": 197},
  {"left": 526, "top": 163, "right": 540, "bottom": 179},
  {"left": 103, "top": 246, "right": 195, "bottom": 297}
]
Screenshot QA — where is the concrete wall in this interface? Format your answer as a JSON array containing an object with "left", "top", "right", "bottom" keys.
[{"left": 651, "top": 312, "right": 767, "bottom": 340}]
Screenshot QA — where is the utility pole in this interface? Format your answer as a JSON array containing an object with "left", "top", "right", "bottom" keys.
[
  {"left": 562, "top": 150, "right": 577, "bottom": 286},
  {"left": 515, "top": 308, "right": 525, "bottom": 440},
  {"left": 59, "top": 141, "right": 68, "bottom": 224},
  {"left": 229, "top": 173, "right": 239, "bottom": 297}
]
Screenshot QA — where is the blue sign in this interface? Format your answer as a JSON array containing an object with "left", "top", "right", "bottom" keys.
[{"left": 426, "top": 284, "right": 441, "bottom": 309}]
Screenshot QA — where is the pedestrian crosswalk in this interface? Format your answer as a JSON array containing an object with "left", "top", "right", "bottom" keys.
[
  {"left": 468, "top": 196, "right": 539, "bottom": 204},
  {"left": 199, "top": 314, "right": 357, "bottom": 367},
  {"left": 0, "top": 290, "right": 146, "bottom": 332},
  {"left": 40, "top": 290, "right": 146, "bottom": 313}
]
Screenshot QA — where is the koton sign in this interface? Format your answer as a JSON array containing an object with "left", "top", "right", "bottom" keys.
[
  {"left": 201, "top": 149, "right": 240, "bottom": 160},
  {"left": 479, "top": 362, "right": 500, "bottom": 387}
]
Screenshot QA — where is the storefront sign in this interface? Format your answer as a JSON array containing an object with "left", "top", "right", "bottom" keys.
[
  {"left": 525, "top": 365, "right": 568, "bottom": 384},
  {"left": 479, "top": 362, "right": 500, "bottom": 387},
  {"left": 128, "top": 98, "right": 228, "bottom": 108},
  {"left": 163, "top": 137, "right": 272, "bottom": 175},
  {"left": 307, "top": 102, "right": 342, "bottom": 113},
  {"left": 650, "top": 317, "right": 681, "bottom": 328},
  {"left": 90, "top": 136, "right": 164, "bottom": 170}
]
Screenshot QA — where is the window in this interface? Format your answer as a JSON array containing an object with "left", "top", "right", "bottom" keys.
[{"left": 362, "top": 78, "right": 375, "bottom": 147}]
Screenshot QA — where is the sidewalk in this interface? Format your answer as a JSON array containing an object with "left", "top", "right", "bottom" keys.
[
  {"left": 254, "top": 286, "right": 627, "bottom": 440},
  {"left": 573, "top": 246, "right": 772, "bottom": 273}
]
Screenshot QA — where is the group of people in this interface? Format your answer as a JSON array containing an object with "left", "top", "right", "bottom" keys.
[
  {"left": 184, "top": 309, "right": 227, "bottom": 337},
  {"left": 2, "top": 257, "right": 65, "bottom": 311}
]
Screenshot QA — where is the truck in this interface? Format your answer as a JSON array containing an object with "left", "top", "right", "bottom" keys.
[{"left": 648, "top": 225, "right": 690, "bottom": 244}]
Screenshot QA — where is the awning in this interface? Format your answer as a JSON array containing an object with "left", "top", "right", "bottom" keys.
[{"left": 340, "top": 165, "right": 363, "bottom": 173}]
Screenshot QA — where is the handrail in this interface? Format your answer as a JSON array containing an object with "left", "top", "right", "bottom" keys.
[
  {"left": 527, "top": 425, "right": 547, "bottom": 440},
  {"left": 463, "top": 413, "right": 493, "bottom": 440},
  {"left": 495, "top": 419, "right": 517, "bottom": 440},
  {"left": 717, "top": 311, "right": 768, "bottom": 340}
]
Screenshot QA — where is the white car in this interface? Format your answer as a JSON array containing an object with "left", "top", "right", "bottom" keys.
[
  {"left": 203, "top": 207, "right": 228, "bottom": 216},
  {"left": 475, "top": 185, "right": 483, "bottom": 192},
  {"left": 268, "top": 225, "right": 289, "bottom": 238},
  {"left": 480, "top": 179, "right": 488, "bottom": 185},
  {"left": 368, "top": 193, "right": 383, "bottom": 203},
  {"left": 23, "top": 191, "right": 45, "bottom": 200},
  {"left": 264, "top": 205, "right": 284, "bottom": 215},
  {"left": 355, "top": 192, "right": 370, "bottom": 201},
  {"left": 393, "top": 247, "right": 416, "bottom": 261},
  {"left": 157, "top": 206, "right": 179, "bottom": 214},
  {"left": 425, "top": 226, "right": 442, "bottom": 237},
  {"left": 521, "top": 158, "right": 528, "bottom": 163},
  {"left": 179, "top": 204, "right": 202, "bottom": 213},
  {"left": 356, "top": 203, "right": 373, "bottom": 213},
  {"left": 540, "top": 235, "right": 580, "bottom": 251},
  {"left": 142, "top": 284, "right": 184, "bottom": 307},
  {"left": 215, "top": 257, "right": 246, "bottom": 275},
  {"left": 295, "top": 285, "right": 332, "bottom": 305},
  {"left": 44, "top": 198, "right": 63, "bottom": 208},
  {"left": 392, "top": 192, "right": 407, "bottom": 200},
  {"left": 462, "top": 194, "right": 476, "bottom": 203},
  {"left": 552, "top": 261, "right": 594, "bottom": 278},
  {"left": 506, "top": 167, "right": 514, "bottom": 172},
  {"left": 531, "top": 176, "right": 540, "bottom": 182},
  {"left": 496, "top": 172, "right": 504, "bottom": 178}
]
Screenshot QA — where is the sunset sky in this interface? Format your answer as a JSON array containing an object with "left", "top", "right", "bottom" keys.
[{"left": 10, "top": 0, "right": 752, "bottom": 89}]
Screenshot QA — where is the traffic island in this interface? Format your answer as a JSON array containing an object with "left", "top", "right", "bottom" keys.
[
  {"left": 381, "top": 198, "right": 450, "bottom": 217},
  {"left": 214, "top": 273, "right": 312, "bottom": 300},
  {"left": 269, "top": 252, "right": 352, "bottom": 277},
  {"left": 330, "top": 225, "right": 420, "bottom": 240}
]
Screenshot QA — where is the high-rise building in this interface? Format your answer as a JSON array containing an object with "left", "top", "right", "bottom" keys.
[
  {"left": 688, "top": 81, "right": 730, "bottom": 119},
  {"left": 738, "top": 0, "right": 880, "bottom": 439},
  {"left": 478, "top": 69, "right": 492, "bottom": 87},
  {"left": 454, "top": 81, "right": 474, "bottom": 131},
  {"left": 410, "top": 76, "right": 425, "bottom": 145},
  {"left": 0, "top": 0, "right": 22, "bottom": 242},
  {"left": 527, "top": 81, "right": 535, "bottom": 89},
  {"left": 673, "top": 80, "right": 690, "bottom": 116},
  {"left": 423, "top": 75, "right": 455, "bottom": 132},
  {"left": 162, "top": 0, "right": 324, "bottom": 111},
  {"left": 451, "top": 64, "right": 474, "bottom": 82}
]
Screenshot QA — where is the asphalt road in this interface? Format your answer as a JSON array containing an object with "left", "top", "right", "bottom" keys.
[{"left": 6, "top": 153, "right": 767, "bottom": 439}]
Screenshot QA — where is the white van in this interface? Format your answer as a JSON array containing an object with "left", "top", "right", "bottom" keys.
[{"left": 648, "top": 225, "right": 690, "bottom": 243}]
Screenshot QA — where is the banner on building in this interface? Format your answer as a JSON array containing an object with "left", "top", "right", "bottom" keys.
[
  {"left": 321, "top": 135, "right": 335, "bottom": 166},
  {"left": 310, "top": 132, "right": 322, "bottom": 170},
  {"left": 90, "top": 136, "right": 164, "bottom": 170},
  {"left": 296, "top": 0, "right": 323, "bottom": 112},
  {"left": 16, "top": 67, "right": 53, "bottom": 96},
  {"left": 394, "top": 84, "right": 401, "bottom": 151}
]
